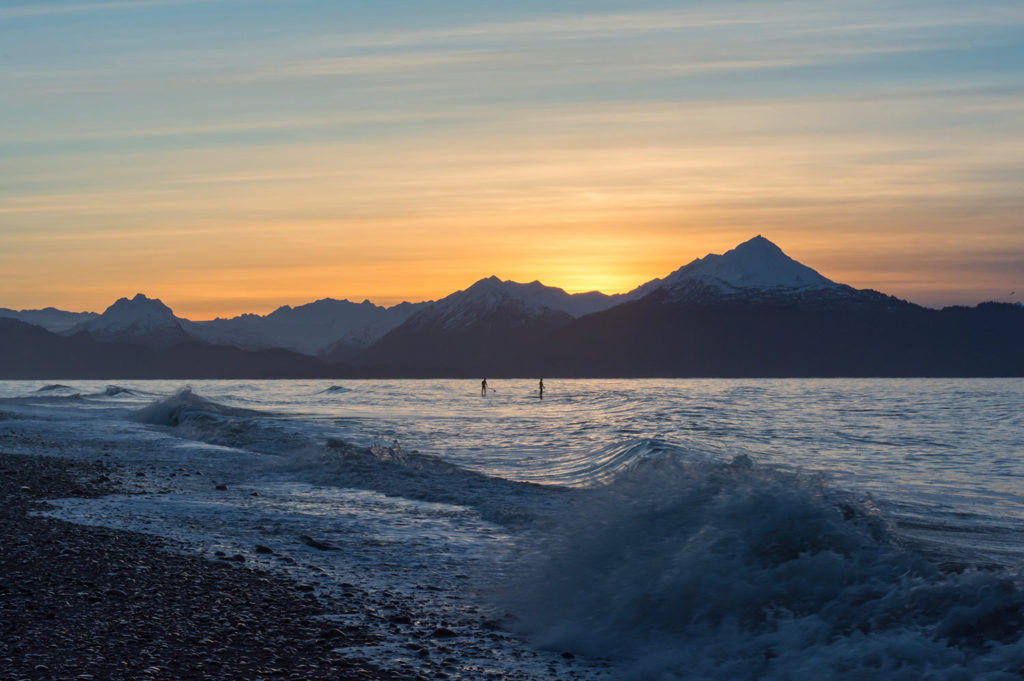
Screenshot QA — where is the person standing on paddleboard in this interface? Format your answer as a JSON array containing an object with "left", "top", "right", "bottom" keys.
[
  {"left": 481, "top": 378, "right": 488, "bottom": 396},
  {"left": 539, "top": 378, "right": 544, "bottom": 399}
]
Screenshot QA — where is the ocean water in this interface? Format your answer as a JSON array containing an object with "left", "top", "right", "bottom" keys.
[{"left": 1, "top": 378, "right": 1022, "bottom": 680}]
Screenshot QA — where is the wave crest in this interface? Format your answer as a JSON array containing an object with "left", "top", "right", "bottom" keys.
[
  {"left": 505, "top": 453, "right": 1024, "bottom": 679},
  {"left": 133, "top": 387, "right": 259, "bottom": 427},
  {"left": 36, "top": 384, "right": 73, "bottom": 392},
  {"left": 100, "top": 385, "right": 135, "bottom": 397}
]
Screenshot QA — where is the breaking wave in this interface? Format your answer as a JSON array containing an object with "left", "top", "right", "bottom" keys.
[
  {"left": 134, "top": 387, "right": 259, "bottom": 427},
  {"left": 318, "top": 385, "right": 352, "bottom": 394},
  {"left": 129, "top": 387, "right": 303, "bottom": 452},
  {"left": 99, "top": 385, "right": 136, "bottom": 397},
  {"left": 127, "top": 390, "right": 1024, "bottom": 680},
  {"left": 131, "top": 388, "right": 553, "bottom": 523},
  {"left": 35, "top": 384, "right": 74, "bottom": 392},
  {"left": 504, "top": 452, "right": 1024, "bottom": 680}
]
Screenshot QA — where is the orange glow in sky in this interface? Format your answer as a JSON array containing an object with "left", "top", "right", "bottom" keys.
[{"left": 2, "top": 2, "right": 1022, "bottom": 318}]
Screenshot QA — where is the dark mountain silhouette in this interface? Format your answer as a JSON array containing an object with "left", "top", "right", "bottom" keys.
[
  {"left": 0, "top": 318, "right": 342, "bottom": 379},
  {"left": 528, "top": 236, "right": 1024, "bottom": 377},
  {"left": 357, "top": 277, "right": 578, "bottom": 376},
  {"left": 357, "top": 236, "right": 1024, "bottom": 377},
  {"left": 54, "top": 293, "right": 425, "bottom": 357},
  {"left": 0, "top": 306, "right": 99, "bottom": 333},
  {"left": 190, "top": 298, "right": 426, "bottom": 358},
  {"left": 2, "top": 236, "right": 1022, "bottom": 377},
  {"left": 539, "top": 294, "right": 1024, "bottom": 377}
]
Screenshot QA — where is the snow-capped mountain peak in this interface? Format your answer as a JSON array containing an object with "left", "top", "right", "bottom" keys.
[
  {"left": 412, "top": 276, "right": 623, "bottom": 329},
  {"left": 72, "top": 293, "right": 190, "bottom": 346},
  {"left": 91, "top": 294, "right": 178, "bottom": 331},
  {"left": 659, "top": 235, "right": 838, "bottom": 297}
]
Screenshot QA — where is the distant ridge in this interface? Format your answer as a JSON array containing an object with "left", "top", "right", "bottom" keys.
[
  {"left": 357, "top": 236, "right": 1023, "bottom": 377},
  {"left": 403, "top": 276, "right": 628, "bottom": 328},
  {"left": 188, "top": 297, "right": 426, "bottom": 358},
  {"left": 0, "top": 318, "right": 339, "bottom": 379},
  {"left": 357, "top": 278, "right": 577, "bottom": 376},
  {"left": 2, "top": 236, "right": 1022, "bottom": 377},
  {"left": 0, "top": 306, "right": 99, "bottom": 333}
]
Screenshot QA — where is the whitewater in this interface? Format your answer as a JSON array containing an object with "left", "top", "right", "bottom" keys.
[{"left": 1, "top": 379, "right": 1022, "bottom": 680}]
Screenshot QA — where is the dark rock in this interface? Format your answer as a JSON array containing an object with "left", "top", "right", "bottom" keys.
[
  {"left": 255, "top": 545, "right": 274, "bottom": 554},
  {"left": 299, "top": 535, "right": 338, "bottom": 551},
  {"left": 429, "top": 627, "right": 457, "bottom": 639}
]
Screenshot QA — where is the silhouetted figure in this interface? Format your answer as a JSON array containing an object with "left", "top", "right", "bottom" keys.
[
  {"left": 538, "top": 378, "right": 544, "bottom": 399},
  {"left": 481, "top": 378, "right": 488, "bottom": 396}
]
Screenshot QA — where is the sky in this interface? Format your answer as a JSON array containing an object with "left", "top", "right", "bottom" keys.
[{"left": 2, "top": 0, "right": 1023, "bottom": 319}]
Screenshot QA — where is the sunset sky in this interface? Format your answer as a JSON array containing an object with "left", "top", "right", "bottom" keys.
[{"left": 2, "top": 0, "right": 1023, "bottom": 319}]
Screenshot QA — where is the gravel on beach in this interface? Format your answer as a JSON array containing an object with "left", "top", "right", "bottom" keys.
[{"left": 0, "top": 452, "right": 401, "bottom": 681}]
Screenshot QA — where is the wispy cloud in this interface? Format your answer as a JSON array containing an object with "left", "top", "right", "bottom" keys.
[
  {"left": 311, "top": 2, "right": 1024, "bottom": 50},
  {"left": 2, "top": 0, "right": 1023, "bottom": 313},
  {"left": 0, "top": 111, "right": 461, "bottom": 146},
  {"left": 0, "top": 0, "right": 222, "bottom": 19},
  {"left": 221, "top": 49, "right": 493, "bottom": 83}
]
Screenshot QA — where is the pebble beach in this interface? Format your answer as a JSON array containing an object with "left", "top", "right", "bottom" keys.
[{"left": 0, "top": 452, "right": 399, "bottom": 681}]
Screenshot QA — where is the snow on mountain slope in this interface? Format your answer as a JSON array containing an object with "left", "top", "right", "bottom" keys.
[
  {"left": 188, "top": 298, "right": 424, "bottom": 356},
  {"left": 0, "top": 307, "right": 99, "bottom": 333},
  {"left": 517, "top": 280, "right": 637, "bottom": 317},
  {"left": 10, "top": 236, "right": 873, "bottom": 357},
  {"left": 656, "top": 235, "right": 840, "bottom": 299},
  {"left": 408, "top": 276, "right": 624, "bottom": 330},
  {"left": 71, "top": 294, "right": 191, "bottom": 347}
]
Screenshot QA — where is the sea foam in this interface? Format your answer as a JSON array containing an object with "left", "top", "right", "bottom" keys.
[
  {"left": 505, "top": 450, "right": 1024, "bottom": 680},
  {"left": 277, "top": 438, "right": 554, "bottom": 526}
]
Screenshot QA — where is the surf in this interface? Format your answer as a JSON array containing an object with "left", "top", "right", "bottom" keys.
[{"left": 501, "top": 451, "right": 1024, "bottom": 680}]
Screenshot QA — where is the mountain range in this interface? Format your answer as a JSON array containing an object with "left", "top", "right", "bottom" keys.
[{"left": 2, "top": 236, "right": 1021, "bottom": 378}]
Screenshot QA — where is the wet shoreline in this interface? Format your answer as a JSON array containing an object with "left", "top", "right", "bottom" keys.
[{"left": 0, "top": 452, "right": 400, "bottom": 681}]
